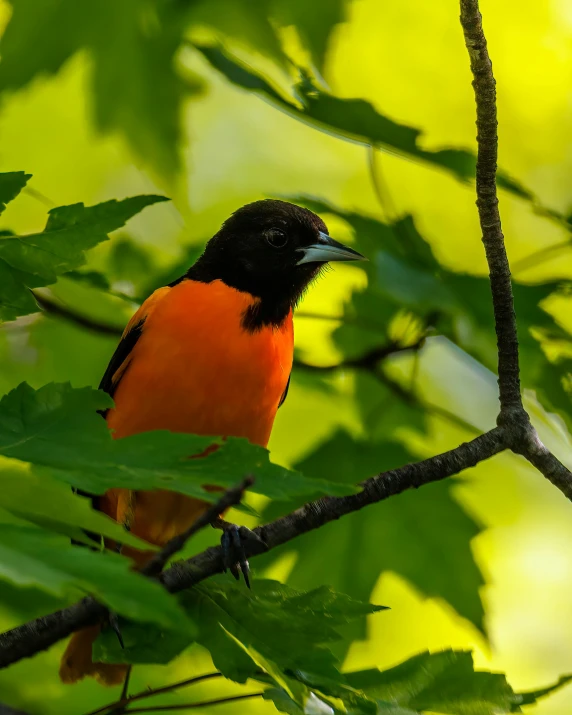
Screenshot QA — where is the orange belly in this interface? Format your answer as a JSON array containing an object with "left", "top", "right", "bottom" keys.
[{"left": 100, "top": 279, "right": 293, "bottom": 555}]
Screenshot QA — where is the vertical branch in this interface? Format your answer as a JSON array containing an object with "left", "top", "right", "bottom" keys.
[
  {"left": 460, "top": 0, "right": 524, "bottom": 422},
  {"left": 459, "top": 0, "right": 572, "bottom": 497}
]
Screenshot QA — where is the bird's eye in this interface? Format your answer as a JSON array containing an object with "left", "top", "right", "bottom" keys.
[{"left": 265, "top": 228, "right": 288, "bottom": 248}]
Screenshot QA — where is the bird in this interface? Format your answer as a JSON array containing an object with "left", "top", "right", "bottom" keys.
[{"left": 59, "top": 198, "right": 365, "bottom": 686}]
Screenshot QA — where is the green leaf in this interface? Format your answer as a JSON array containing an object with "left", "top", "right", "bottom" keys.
[
  {"left": 0, "top": 194, "right": 167, "bottom": 322},
  {"left": 95, "top": 578, "right": 384, "bottom": 715},
  {"left": 264, "top": 687, "right": 323, "bottom": 715},
  {"left": 0, "top": 0, "right": 193, "bottom": 176},
  {"left": 196, "top": 45, "right": 532, "bottom": 200},
  {"left": 0, "top": 171, "right": 31, "bottom": 215},
  {"left": 95, "top": 579, "right": 384, "bottom": 672},
  {"left": 0, "top": 465, "right": 155, "bottom": 550},
  {"left": 261, "top": 430, "right": 485, "bottom": 635},
  {"left": 0, "top": 260, "right": 41, "bottom": 322},
  {"left": 139, "top": 243, "right": 205, "bottom": 298},
  {"left": 0, "top": 382, "right": 357, "bottom": 506},
  {"left": 346, "top": 650, "right": 516, "bottom": 715},
  {"left": 272, "top": 0, "right": 350, "bottom": 70},
  {"left": 266, "top": 656, "right": 572, "bottom": 715},
  {"left": 64, "top": 269, "right": 111, "bottom": 292},
  {"left": 26, "top": 195, "right": 168, "bottom": 279},
  {"left": 0, "top": 524, "right": 194, "bottom": 632},
  {"left": 0, "top": 0, "right": 88, "bottom": 91},
  {"left": 106, "top": 236, "right": 153, "bottom": 288},
  {"left": 90, "top": 0, "right": 192, "bottom": 177},
  {"left": 187, "top": 0, "right": 287, "bottom": 68},
  {"left": 515, "top": 674, "right": 572, "bottom": 709}
]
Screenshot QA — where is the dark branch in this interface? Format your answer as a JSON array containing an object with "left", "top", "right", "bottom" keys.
[
  {"left": 0, "top": 427, "right": 505, "bottom": 668},
  {"left": 515, "top": 430, "right": 572, "bottom": 501},
  {"left": 83, "top": 673, "right": 224, "bottom": 715},
  {"left": 163, "top": 427, "right": 505, "bottom": 592},
  {"left": 460, "top": 0, "right": 523, "bottom": 420},
  {"left": 32, "top": 292, "right": 124, "bottom": 337},
  {"left": 459, "top": 0, "right": 572, "bottom": 498}
]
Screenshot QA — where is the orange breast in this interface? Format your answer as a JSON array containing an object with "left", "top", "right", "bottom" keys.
[
  {"left": 101, "top": 279, "right": 293, "bottom": 552},
  {"left": 107, "top": 279, "right": 293, "bottom": 448}
]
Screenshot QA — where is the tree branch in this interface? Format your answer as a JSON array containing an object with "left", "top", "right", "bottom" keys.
[
  {"left": 459, "top": 0, "right": 572, "bottom": 497},
  {"left": 32, "top": 291, "right": 125, "bottom": 337},
  {"left": 0, "top": 427, "right": 505, "bottom": 668},
  {"left": 293, "top": 340, "right": 424, "bottom": 373},
  {"left": 460, "top": 0, "right": 523, "bottom": 421}
]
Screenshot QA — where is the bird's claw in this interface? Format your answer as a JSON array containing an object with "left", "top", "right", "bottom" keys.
[
  {"left": 220, "top": 525, "right": 266, "bottom": 589},
  {"left": 107, "top": 609, "right": 125, "bottom": 649}
]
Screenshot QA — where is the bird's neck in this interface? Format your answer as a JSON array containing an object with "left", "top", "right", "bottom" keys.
[
  {"left": 183, "top": 257, "right": 296, "bottom": 332},
  {"left": 241, "top": 296, "right": 293, "bottom": 332}
]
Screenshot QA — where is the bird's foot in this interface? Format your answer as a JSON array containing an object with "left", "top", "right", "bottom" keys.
[
  {"left": 215, "top": 520, "right": 267, "bottom": 589},
  {"left": 107, "top": 609, "right": 125, "bottom": 649}
]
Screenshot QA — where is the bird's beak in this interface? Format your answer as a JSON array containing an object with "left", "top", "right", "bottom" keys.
[{"left": 296, "top": 231, "right": 367, "bottom": 265}]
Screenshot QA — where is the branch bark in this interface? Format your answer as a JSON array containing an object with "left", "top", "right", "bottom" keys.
[{"left": 460, "top": 0, "right": 522, "bottom": 420}]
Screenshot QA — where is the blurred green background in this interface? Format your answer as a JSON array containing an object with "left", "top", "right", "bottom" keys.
[{"left": 1, "top": 0, "right": 572, "bottom": 713}]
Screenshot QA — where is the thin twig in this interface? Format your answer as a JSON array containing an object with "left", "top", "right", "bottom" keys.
[
  {"left": 32, "top": 291, "right": 125, "bottom": 337},
  {"left": 296, "top": 310, "right": 392, "bottom": 334},
  {"left": 120, "top": 667, "right": 132, "bottom": 700},
  {"left": 375, "top": 370, "right": 482, "bottom": 436},
  {"left": 23, "top": 186, "right": 55, "bottom": 208},
  {"left": 142, "top": 476, "right": 254, "bottom": 577},
  {"left": 83, "top": 673, "right": 223, "bottom": 715},
  {"left": 293, "top": 340, "right": 423, "bottom": 373},
  {"left": 125, "top": 693, "right": 264, "bottom": 713},
  {"left": 112, "top": 666, "right": 132, "bottom": 715}
]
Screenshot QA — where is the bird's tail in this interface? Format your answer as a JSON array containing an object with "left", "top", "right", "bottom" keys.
[{"left": 59, "top": 626, "right": 128, "bottom": 686}]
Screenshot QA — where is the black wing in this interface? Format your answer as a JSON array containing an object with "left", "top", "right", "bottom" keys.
[
  {"left": 99, "top": 318, "right": 145, "bottom": 401},
  {"left": 278, "top": 372, "right": 291, "bottom": 408}
]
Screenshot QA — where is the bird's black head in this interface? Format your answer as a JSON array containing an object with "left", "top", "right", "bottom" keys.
[{"left": 185, "top": 199, "right": 365, "bottom": 330}]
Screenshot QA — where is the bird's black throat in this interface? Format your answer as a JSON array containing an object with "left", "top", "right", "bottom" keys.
[{"left": 181, "top": 254, "right": 319, "bottom": 332}]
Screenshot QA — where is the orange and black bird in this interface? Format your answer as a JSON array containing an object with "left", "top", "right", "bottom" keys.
[{"left": 59, "top": 199, "right": 365, "bottom": 685}]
